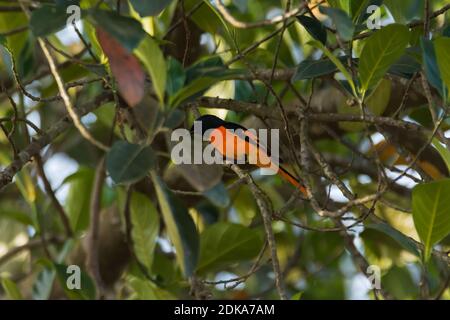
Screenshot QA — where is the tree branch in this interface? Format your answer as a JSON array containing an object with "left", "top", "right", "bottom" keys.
[{"left": 0, "top": 92, "right": 112, "bottom": 191}]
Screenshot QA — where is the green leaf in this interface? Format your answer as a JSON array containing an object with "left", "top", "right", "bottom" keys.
[
  {"left": 412, "top": 179, "right": 450, "bottom": 261},
  {"left": 296, "top": 15, "right": 327, "bottom": 45},
  {"left": 434, "top": 37, "right": 450, "bottom": 97},
  {"left": 32, "top": 241, "right": 75, "bottom": 300},
  {"left": 293, "top": 57, "right": 354, "bottom": 81},
  {"left": 29, "top": 5, "right": 68, "bottom": 37},
  {"left": 308, "top": 40, "right": 356, "bottom": 96},
  {"left": 291, "top": 291, "right": 303, "bottom": 300},
  {"left": 384, "top": 0, "right": 422, "bottom": 24},
  {"left": 134, "top": 35, "right": 167, "bottom": 104},
  {"left": 127, "top": 275, "right": 176, "bottom": 299},
  {"left": 185, "top": 0, "right": 232, "bottom": 44},
  {"left": 388, "top": 54, "right": 421, "bottom": 78},
  {"left": 365, "top": 223, "right": 419, "bottom": 256},
  {"left": 432, "top": 138, "right": 450, "bottom": 173},
  {"left": 0, "top": 11, "right": 29, "bottom": 61},
  {"left": 196, "top": 222, "right": 263, "bottom": 274},
  {"left": 106, "top": 141, "right": 156, "bottom": 185},
  {"left": 151, "top": 172, "right": 199, "bottom": 277},
  {"left": 130, "top": 191, "right": 160, "bottom": 273},
  {"left": 1, "top": 278, "right": 23, "bottom": 299},
  {"left": 54, "top": 263, "right": 96, "bottom": 300},
  {"left": 422, "top": 38, "right": 446, "bottom": 97},
  {"left": 359, "top": 24, "right": 410, "bottom": 95},
  {"left": 294, "top": 58, "right": 337, "bottom": 80},
  {"left": 166, "top": 57, "right": 186, "bottom": 96},
  {"left": 87, "top": 9, "right": 146, "bottom": 52},
  {"left": 319, "top": 6, "right": 354, "bottom": 41},
  {"left": 171, "top": 56, "right": 244, "bottom": 105},
  {"left": 130, "top": 0, "right": 173, "bottom": 17},
  {"left": 382, "top": 265, "right": 417, "bottom": 299},
  {"left": 65, "top": 168, "right": 94, "bottom": 232}
]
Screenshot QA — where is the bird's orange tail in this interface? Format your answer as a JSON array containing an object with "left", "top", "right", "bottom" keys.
[{"left": 278, "top": 166, "right": 307, "bottom": 195}]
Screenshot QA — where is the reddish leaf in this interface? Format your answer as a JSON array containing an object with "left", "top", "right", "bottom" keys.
[{"left": 96, "top": 28, "right": 145, "bottom": 107}]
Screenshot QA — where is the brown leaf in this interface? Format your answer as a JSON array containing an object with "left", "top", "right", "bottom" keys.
[{"left": 96, "top": 28, "right": 145, "bottom": 107}]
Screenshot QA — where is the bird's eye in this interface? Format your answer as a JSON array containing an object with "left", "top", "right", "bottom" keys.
[{"left": 210, "top": 135, "right": 216, "bottom": 142}]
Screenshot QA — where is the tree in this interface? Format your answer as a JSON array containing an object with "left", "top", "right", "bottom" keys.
[{"left": 0, "top": 0, "right": 449, "bottom": 300}]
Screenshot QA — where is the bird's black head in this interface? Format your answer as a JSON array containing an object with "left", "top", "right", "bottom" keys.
[{"left": 190, "top": 114, "right": 225, "bottom": 135}]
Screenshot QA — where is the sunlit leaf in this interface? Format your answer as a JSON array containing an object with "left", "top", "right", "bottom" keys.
[
  {"left": 434, "top": 36, "right": 450, "bottom": 97},
  {"left": 412, "top": 179, "right": 450, "bottom": 261},
  {"left": 130, "top": 191, "right": 160, "bottom": 273},
  {"left": 1, "top": 278, "right": 23, "bottom": 299},
  {"left": 359, "top": 24, "right": 409, "bottom": 96},
  {"left": 432, "top": 138, "right": 450, "bottom": 173},
  {"left": 134, "top": 35, "right": 167, "bottom": 105}
]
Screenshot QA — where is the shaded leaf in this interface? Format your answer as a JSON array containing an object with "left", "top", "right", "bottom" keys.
[
  {"left": 130, "top": 192, "right": 160, "bottom": 273},
  {"left": 106, "top": 141, "right": 156, "bottom": 185},
  {"left": 296, "top": 15, "right": 327, "bottom": 45},
  {"left": 166, "top": 57, "right": 186, "bottom": 96},
  {"left": 203, "top": 182, "right": 230, "bottom": 208},
  {"left": 88, "top": 9, "right": 145, "bottom": 52},
  {"left": 412, "top": 179, "right": 450, "bottom": 261},
  {"left": 130, "top": 0, "right": 173, "bottom": 17},
  {"left": 421, "top": 37, "right": 446, "bottom": 97},
  {"left": 365, "top": 223, "right": 419, "bottom": 256},
  {"left": 30, "top": 5, "right": 67, "bottom": 37},
  {"left": 388, "top": 54, "right": 421, "bottom": 78},
  {"left": 294, "top": 58, "right": 337, "bottom": 81},
  {"left": 97, "top": 28, "right": 145, "bottom": 107},
  {"left": 359, "top": 24, "right": 410, "bottom": 94},
  {"left": 319, "top": 6, "right": 354, "bottom": 41},
  {"left": 151, "top": 172, "right": 199, "bottom": 277},
  {"left": 293, "top": 57, "right": 353, "bottom": 81},
  {"left": 196, "top": 222, "right": 263, "bottom": 274},
  {"left": 382, "top": 266, "right": 417, "bottom": 299}
]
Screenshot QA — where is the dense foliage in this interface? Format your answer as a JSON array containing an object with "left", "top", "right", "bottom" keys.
[{"left": 0, "top": 0, "right": 449, "bottom": 300}]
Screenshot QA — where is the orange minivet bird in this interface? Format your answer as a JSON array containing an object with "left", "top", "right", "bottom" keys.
[{"left": 191, "top": 114, "right": 307, "bottom": 195}]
